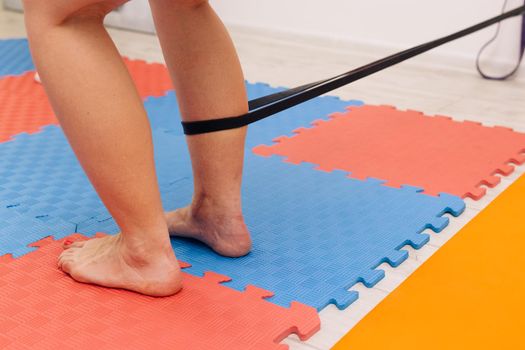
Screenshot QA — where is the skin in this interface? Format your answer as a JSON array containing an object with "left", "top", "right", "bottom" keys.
[{"left": 22, "top": 0, "right": 251, "bottom": 296}]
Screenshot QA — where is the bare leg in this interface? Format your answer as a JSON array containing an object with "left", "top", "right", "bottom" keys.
[
  {"left": 23, "top": 0, "right": 181, "bottom": 296},
  {"left": 149, "top": 0, "right": 252, "bottom": 257}
]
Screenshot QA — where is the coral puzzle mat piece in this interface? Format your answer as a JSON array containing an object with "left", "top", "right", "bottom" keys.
[
  {"left": 0, "top": 234, "right": 320, "bottom": 350},
  {"left": 0, "top": 39, "right": 34, "bottom": 77},
  {"left": 0, "top": 127, "right": 464, "bottom": 310},
  {"left": 144, "top": 85, "right": 363, "bottom": 147},
  {"left": 254, "top": 105, "right": 525, "bottom": 199},
  {"left": 0, "top": 71, "right": 362, "bottom": 147},
  {"left": 122, "top": 57, "right": 173, "bottom": 98},
  {"left": 0, "top": 58, "right": 173, "bottom": 143},
  {"left": 0, "top": 72, "right": 58, "bottom": 143},
  {"left": 332, "top": 173, "right": 525, "bottom": 350}
]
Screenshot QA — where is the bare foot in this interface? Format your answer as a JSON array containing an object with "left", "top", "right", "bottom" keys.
[
  {"left": 58, "top": 233, "right": 182, "bottom": 297},
  {"left": 165, "top": 197, "right": 252, "bottom": 257}
]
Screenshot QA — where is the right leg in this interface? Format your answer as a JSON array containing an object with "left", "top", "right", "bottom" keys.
[
  {"left": 23, "top": 0, "right": 182, "bottom": 296},
  {"left": 149, "top": 0, "right": 252, "bottom": 257}
]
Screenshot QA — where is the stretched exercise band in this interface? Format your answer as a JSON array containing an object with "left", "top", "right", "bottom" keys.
[{"left": 182, "top": 5, "right": 525, "bottom": 135}]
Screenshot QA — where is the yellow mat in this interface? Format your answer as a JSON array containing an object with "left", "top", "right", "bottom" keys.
[{"left": 333, "top": 175, "right": 525, "bottom": 349}]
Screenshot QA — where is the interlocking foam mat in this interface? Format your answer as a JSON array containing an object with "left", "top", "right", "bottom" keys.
[
  {"left": 0, "top": 39, "right": 34, "bottom": 77},
  {"left": 0, "top": 234, "right": 320, "bottom": 350},
  {"left": 0, "top": 125, "right": 465, "bottom": 310},
  {"left": 0, "top": 126, "right": 190, "bottom": 242},
  {"left": 332, "top": 173, "right": 525, "bottom": 350},
  {"left": 0, "top": 207, "right": 74, "bottom": 258},
  {"left": 162, "top": 138, "right": 464, "bottom": 311},
  {"left": 254, "top": 105, "right": 525, "bottom": 199},
  {"left": 4, "top": 36, "right": 511, "bottom": 349}
]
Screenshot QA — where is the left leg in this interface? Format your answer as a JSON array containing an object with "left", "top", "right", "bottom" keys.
[{"left": 23, "top": 0, "right": 182, "bottom": 296}]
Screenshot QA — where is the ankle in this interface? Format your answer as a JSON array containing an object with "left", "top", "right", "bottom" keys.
[
  {"left": 119, "top": 228, "right": 173, "bottom": 260},
  {"left": 190, "top": 193, "right": 243, "bottom": 220}
]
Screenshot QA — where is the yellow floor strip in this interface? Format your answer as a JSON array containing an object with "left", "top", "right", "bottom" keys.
[{"left": 333, "top": 175, "right": 525, "bottom": 349}]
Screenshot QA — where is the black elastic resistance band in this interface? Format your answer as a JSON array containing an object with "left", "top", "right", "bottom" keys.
[{"left": 183, "top": 5, "right": 525, "bottom": 135}]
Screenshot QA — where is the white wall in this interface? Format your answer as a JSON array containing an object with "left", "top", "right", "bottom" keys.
[
  {"left": 5, "top": 0, "right": 522, "bottom": 72},
  {"left": 105, "top": 1, "right": 155, "bottom": 33},
  {"left": 210, "top": 0, "right": 524, "bottom": 70}
]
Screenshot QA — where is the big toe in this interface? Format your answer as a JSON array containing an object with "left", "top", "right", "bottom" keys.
[
  {"left": 58, "top": 252, "right": 74, "bottom": 272},
  {"left": 63, "top": 239, "right": 86, "bottom": 249}
]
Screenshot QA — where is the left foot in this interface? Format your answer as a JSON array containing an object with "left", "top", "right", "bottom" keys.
[{"left": 58, "top": 233, "right": 183, "bottom": 296}]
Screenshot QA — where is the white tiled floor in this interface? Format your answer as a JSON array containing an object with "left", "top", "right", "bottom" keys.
[{"left": 1, "top": 7, "right": 524, "bottom": 350}]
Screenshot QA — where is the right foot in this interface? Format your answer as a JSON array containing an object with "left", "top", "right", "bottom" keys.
[
  {"left": 58, "top": 233, "right": 183, "bottom": 297},
  {"left": 165, "top": 198, "right": 252, "bottom": 258}
]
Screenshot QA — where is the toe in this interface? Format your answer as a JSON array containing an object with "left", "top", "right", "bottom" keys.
[
  {"left": 58, "top": 249, "right": 78, "bottom": 270},
  {"left": 58, "top": 254, "right": 73, "bottom": 272},
  {"left": 60, "top": 249, "right": 78, "bottom": 257},
  {"left": 62, "top": 239, "right": 86, "bottom": 249},
  {"left": 70, "top": 241, "right": 86, "bottom": 249},
  {"left": 63, "top": 239, "right": 86, "bottom": 249},
  {"left": 63, "top": 239, "right": 73, "bottom": 249}
]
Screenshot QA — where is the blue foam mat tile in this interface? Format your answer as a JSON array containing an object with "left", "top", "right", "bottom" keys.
[
  {"left": 76, "top": 215, "right": 120, "bottom": 236},
  {"left": 144, "top": 82, "right": 364, "bottom": 147},
  {"left": 0, "top": 38, "right": 35, "bottom": 77},
  {"left": 0, "top": 127, "right": 108, "bottom": 224},
  {"left": 82, "top": 135, "right": 464, "bottom": 311},
  {"left": 182, "top": 151, "right": 463, "bottom": 310},
  {"left": 0, "top": 127, "right": 187, "bottom": 233},
  {"left": 356, "top": 268, "right": 386, "bottom": 288},
  {"left": 144, "top": 91, "right": 182, "bottom": 134},
  {"left": 0, "top": 207, "right": 75, "bottom": 257},
  {"left": 76, "top": 176, "right": 193, "bottom": 236},
  {"left": 150, "top": 129, "right": 193, "bottom": 188}
]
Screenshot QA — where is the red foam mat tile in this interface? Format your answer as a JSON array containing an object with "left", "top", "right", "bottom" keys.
[
  {"left": 0, "top": 72, "right": 58, "bottom": 143},
  {"left": 253, "top": 105, "right": 525, "bottom": 199},
  {"left": 0, "top": 234, "right": 319, "bottom": 350},
  {"left": 123, "top": 58, "right": 173, "bottom": 98},
  {"left": 0, "top": 58, "right": 172, "bottom": 143}
]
